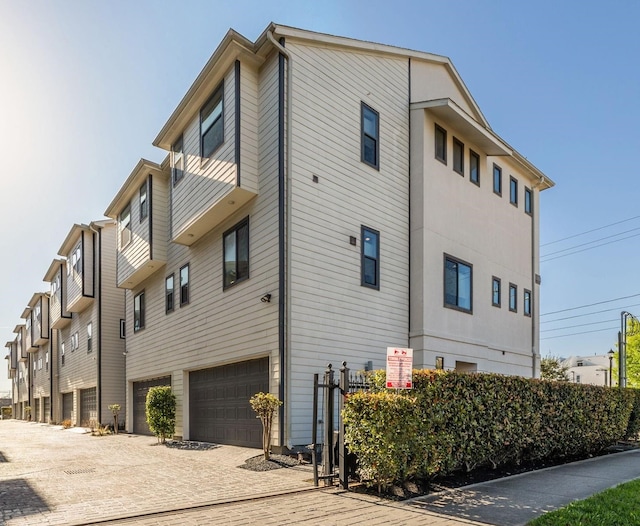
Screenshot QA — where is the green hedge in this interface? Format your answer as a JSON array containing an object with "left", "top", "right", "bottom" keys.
[{"left": 343, "top": 370, "right": 638, "bottom": 487}]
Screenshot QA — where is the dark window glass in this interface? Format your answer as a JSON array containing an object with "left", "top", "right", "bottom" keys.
[
  {"left": 134, "top": 292, "right": 145, "bottom": 332},
  {"left": 361, "top": 226, "right": 380, "bottom": 289},
  {"left": 444, "top": 255, "right": 472, "bottom": 312},
  {"left": 165, "top": 274, "right": 174, "bottom": 313},
  {"left": 524, "top": 289, "right": 532, "bottom": 316},
  {"left": 509, "top": 284, "right": 517, "bottom": 312},
  {"left": 493, "top": 164, "right": 502, "bottom": 195},
  {"left": 87, "top": 322, "right": 92, "bottom": 353},
  {"left": 172, "top": 136, "right": 184, "bottom": 185},
  {"left": 492, "top": 277, "right": 501, "bottom": 307},
  {"left": 525, "top": 187, "right": 533, "bottom": 215},
  {"left": 139, "top": 181, "right": 148, "bottom": 221},
  {"left": 201, "top": 85, "right": 224, "bottom": 158},
  {"left": 470, "top": 150, "right": 480, "bottom": 185},
  {"left": 223, "top": 218, "right": 250, "bottom": 289},
  {"left": 180, "top": 265, "right": 190, "bottom": 305},
  {"left": 361, "top": 103, "right": 379, "bottom": 169},
  {"left": 453, "top": 138, "right": 464, "bottom": 175},
  {"left": 435, "top": 124, "right": 447, "bottom": 163},
  {"left": 510, "top": 177, "right": 518, "bottom": 206}
]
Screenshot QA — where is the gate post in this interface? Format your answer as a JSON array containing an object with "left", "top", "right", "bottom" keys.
[
  {"left": 322, "top": 364, "right": 334, "bottom": 485},
  {"left": 339, "top": 362, "right": 349, "bottom": 490}
]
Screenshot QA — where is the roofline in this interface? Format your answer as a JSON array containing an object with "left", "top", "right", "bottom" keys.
[
  {"left": 105, "top": 158, "right": 165, "bottom": 218},
  {"left": 43, "top": 258, "right": 66, "bottom": 283}
]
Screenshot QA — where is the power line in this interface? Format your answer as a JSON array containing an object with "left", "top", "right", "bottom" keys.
[
  {"left": 541, "top": 226, "right": 640, "bottom": 258},
  {"left": 540, "top": 318, "right": 618, "bottom": 333},
  {"left": 540, "top": 232, "right": 640, "bottom": 262},
  {"left": 541, "top": 303, "right": 640, "bottom": 324},
  {"left": 540, "top": 293, "right": 640, "bottom": 317},
  {"left": 540, "top": 326, "right": 618, "bottom": 340},
  {"left": 542, "top": 214, "right": 640, "bottom": 247}
]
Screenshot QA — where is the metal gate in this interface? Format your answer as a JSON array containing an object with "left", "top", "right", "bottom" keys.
[
  {"left": 62, "top": 392, "right": 73, "bottom": 422},
  {"left": 133, "top": 377, "right": 171, "bottom": 435},
  {"left": 79, "top": 387, "right": 97, "bottom": 426}
]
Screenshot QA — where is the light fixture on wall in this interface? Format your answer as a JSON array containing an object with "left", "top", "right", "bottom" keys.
[{"left": 260, "top": 293, "right": 272, "bottom": 303}]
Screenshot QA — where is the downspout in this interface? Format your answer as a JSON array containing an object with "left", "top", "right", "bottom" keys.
[
  {"left": 266, "top": 30, "right": 292, "bottom": 449},
  {"left": 531, "top": 175, "right": 546, "bottom": 377},
  {"left": 89, "top": 224, "right": 102, "bottom": 423}
]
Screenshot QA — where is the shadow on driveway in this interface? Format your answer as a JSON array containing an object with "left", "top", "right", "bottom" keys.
[{"left": 0, "top": 478, "right": 51, "bottom": 522}]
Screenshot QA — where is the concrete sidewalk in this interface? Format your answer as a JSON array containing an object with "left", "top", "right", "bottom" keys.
[{"left": 1, "top": 419, "right": 639, "bottom": 525}]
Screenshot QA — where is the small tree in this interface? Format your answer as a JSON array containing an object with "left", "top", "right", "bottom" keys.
[
  {"left": 24, "top": 406, "right": 32, "bottom": 421},
  {"left": 145, "top": 386, "right": 176, "bottom": 444},
  {"left": 540, "top": 356, "right": 569, "bottom": 381},
  {"left": 249, "top": 392, "right": 282, "bottom": 460},
  {"left": 108, "top": 404, "right": 121, "bottom": 434}
]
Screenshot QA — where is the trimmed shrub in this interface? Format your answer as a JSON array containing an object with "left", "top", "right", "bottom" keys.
[
  {"left": 146, "top": 386, "right": 176, "bottom": 443},
  {"left": 249, "top": 392, "right": 282, "bottom": 460}
]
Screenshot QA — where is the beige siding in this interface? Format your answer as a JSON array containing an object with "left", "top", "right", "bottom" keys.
[
  {"left": 151, "top": 173, "right": 169, "bottom": 262},
  {"left": 285, "top": 41, "right": 410, "bottom": 445},
  {"left": 240, "top": 61, "right": 259, "bottom": 194},
  {"left": 117, "top": 191, "right": 151, "bottom": 286}
]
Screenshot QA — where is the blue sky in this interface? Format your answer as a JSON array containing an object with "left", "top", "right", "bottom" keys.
[{"left": 1, "top": 0, "right": 639, "bottom": 393}]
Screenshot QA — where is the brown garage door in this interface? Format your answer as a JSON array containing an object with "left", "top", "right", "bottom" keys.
[
  {"left": 62, "top": 392, "right": 73, "bottom": 421},
  {"left": 133, "top": 377, "right": 172, "bottom": 435},
  {"left": 189, "top": 357, "right": 269, "bottom": 447}
]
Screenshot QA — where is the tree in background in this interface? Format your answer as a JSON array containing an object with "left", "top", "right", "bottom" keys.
[
  {"left": 625, "top": 319, "right": 640, "bottom": 388},
  {"left": 540, "top": 356, "right": 569, "bottom": 381}
]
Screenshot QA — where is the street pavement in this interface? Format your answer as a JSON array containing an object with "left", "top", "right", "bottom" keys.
[{"left": 1, "top": 420, "right": 639, "bottom": 525}]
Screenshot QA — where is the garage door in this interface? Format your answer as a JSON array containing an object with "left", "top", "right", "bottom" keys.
[
  {"left": 43, "top": 397, "right": 50, "bottom": 423},
  {"left": 133, "top": 377, "right": 171, "bottom": 435},
  {"left": 62, "top": 393, "right": 73, "bottom": 422},
  {"left": 80, "top": 387, "right": 97, "bottom": 426},
  {"left": 189, "top": 357, "right": 269, "bottom": 447}
]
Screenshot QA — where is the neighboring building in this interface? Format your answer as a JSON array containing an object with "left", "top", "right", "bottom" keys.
[
  {"left": 26, "top": 293, "right": 53, "bottom": 423},
  {"left": 562, "top": 355, "right": 614, "bottom": 387},
  {"left": 11, "top": 325, "right": 29, "bottom": 419},
  {"left": 104, "top": 23, "right": 553, "bottom": 450}
]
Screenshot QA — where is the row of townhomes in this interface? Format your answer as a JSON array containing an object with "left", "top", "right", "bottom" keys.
[{"left": 5, "top": 23, "right": 554, "bottom": 450}]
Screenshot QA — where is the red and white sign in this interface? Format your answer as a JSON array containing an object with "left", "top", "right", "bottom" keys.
[{"left": 386, "top": 347, "right": 413, "bottom": 389}]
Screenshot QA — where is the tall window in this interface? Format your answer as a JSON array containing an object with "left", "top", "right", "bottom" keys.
[
  {"left": 45, "top": 350, "right": 49, "bottom": 371},
  {"left": 223, "top": 218, "right": 249, "bottom": 289},
  {"left": 201, "top": 84, "right": 224, "bottom": 158},
  {"left": 165, "top": 274, "right": 175, "bottom": 313},
  {"left": 172, "top": 135, "right": 184, "bottom": 185},
  {"left": 73, "top": 244, "right": 82, "bottom": 274},
  {"left": 87, "top": 322, "right": 92, "bottom": 353},
  {"left": 453, "top": 137, "right": 464, "bottom": 175},
  {"left": 493, "top": 164, "right": 502, "bottom": 196},
  {"left": 470, "top": 150, "right": 480, "bottom": 185},
  {"left": 509, "top": 283, "right": 517, "bottom": 312},
  {"left": 510, "top": 176, "right": 518, "bottom": 206},
  {"left": 180, "top": 265, "right": 190, "bottom": 305},
  {"left": 134, "top": 291, "right": 145, "bottom": 332},
  {"left": 524, "top": 289, "right": 532, "bottom": 317},
  {"left": 435, "top": 124, "right": 447, "bottom": 163},
  {"left": 120, "top": 203, "right": 131, "bottom": 248},
  {"left": 444, "top": 255, "right": 472, "bottom": 313},
  {"left": 361, "top": 226, "right": 380, "bottom": 289},
  {"left": 492, "top": 277, "right": 501, "bottom": 307},
  {"left": 361, "top": 102, "right": 379, "bottom": 169},
  {"left": 139, "top": 181, "right": 148, "bottom": 221},
  {"left": 525, "top": 187, "right": 533, "bottom": 215}
]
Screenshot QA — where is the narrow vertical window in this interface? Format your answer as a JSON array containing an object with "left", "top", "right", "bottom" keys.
[
  {"left": 180, "top": 265, "right": 190, "bottom": 305},
  {"left": 510, "top": 176, "right": 518, "bottom": 206},
  {"left": 87, "top": 322, "right": 92, "bottom": 353},
  {"left": 525, "top": 187, "right": 533, "bottom": 215},
  {"left": 134, "top": 291, "right": 145, "bottom": 332},
  {"left": 453, "top": 137, "right": 464, "bottom": 175},
  {"left": 201, "top": 84, "right": 224, "bottom": 158},
  {"left": 119, "top": 319, "right": 126, "bottom": 339},
  {"left": 524, "top": 289, "right": 532, "bottom": 317},
  {"left": 139, "top": 181, "right": 148, "bottom": 221},
  {"left": 444, "top": 255, "right": 472, "bottom": 313},
  {"left": 493, "top": 164, "right": 502, "bottom": 196},
  {"left": 223, "top": 218, "right": 250, "bottom": 289},
  {"left": 45, "top": 350, "right": 49, "bottom": 371},
  {"left": 120, "top": 203, "right": 131, "bottom": 248},
  {"left": 172, "top": 135, "right": 184, "bottom": 185},
  {"left": 166, "top": 274, "right": 175, "bottom": 313},
  {"left": 470, "top": 150, "right": 480, "bottom": 185},
  {"left": 361, "top": 103, "right": 379, "bottom": 169},
  {"left": 435, "top": 124, "right": 447, "bottom": 163},
  {"left": 492, "top": 277, "right": 501, "bottom": 307},
  {"left": 361, "top": 226, "right": 380, "bottom": 289},
  {"left": 509, "top": 283, "right": 517, "bottom": 312}
]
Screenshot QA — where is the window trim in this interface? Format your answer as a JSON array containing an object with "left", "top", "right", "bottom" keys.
[
  {"left": 361, "top": 226, "right": 380, "bottom": 290},
  {"left": 172, "top": 135, "right": 184, "bottom": 186},
  {"left": 200, "top": 82, "right": 224, "bottom": 159},
  {"left": 180, "top": 264, "right": 190, "bottom": 306},
  {"left": 134, "top": 291, "right": 145, "bottom": 332},
  {"left": 492, "top": 276, "right": 501, "bottom": 307},
  {"left": 524, "top": 289, "right": 532, "bottom": 317},
  {"left": 453, "top": 137, "right": 464, "bottom": 176},
  {"left": 119, "top": 319, "right": 126, "bottom": 339},
  {"left": 223, "top": 217, "right": 250, "bottom": 290},
  {"left": 509, "top": 283, "right": 518, "bottom": 313},
  {"left": 165, "top": 273, "right": 175, "bottom": 313},
  {"left": 443, "top": 254, "right": 473, "bottom": 314},
  {"left": 493, "top": 163, "right": 502, "bottom": 196},
  {"left": 525, "top": 187, "right": 533, "bottom": 216},
  {"left": 469, "top": 149, "right": 480, "bottom": 186},
  {"left": 435, "top": 124, "right": 447, "bottom": 164},
  {"left": 361, "top": 102, "right": 380, "bottom": 170},
  {"left": 139, "top": 180, "right": 148, "bottom": 222},
  {"left": 510, "top": 176, "right": 518, "bottom": 207}
]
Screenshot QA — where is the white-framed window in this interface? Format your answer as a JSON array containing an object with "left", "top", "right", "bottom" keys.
[
  {"left": 87, "top": 322, "right": 93, "bottom": 353},
  {"left": 120, "top": 203, "right": 131, "bottom": 248},
  {"left": 72, "top": 244, "right": 82, "bottom": 274}
]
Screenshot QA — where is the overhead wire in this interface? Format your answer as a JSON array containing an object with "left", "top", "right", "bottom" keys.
[{"left": 542, "top": 214, "right": 640, "bottom": 247}]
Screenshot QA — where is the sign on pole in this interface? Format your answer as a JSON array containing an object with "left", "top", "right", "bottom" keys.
[{"left": 386, "top": 347, "right": 413, "bottom": 389}]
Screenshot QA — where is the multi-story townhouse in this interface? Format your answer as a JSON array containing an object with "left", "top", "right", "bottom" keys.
[
  {"left": 105, "top": 23, "right": 553, "bottom": 450},
  {"left": 53, "top": 220, "right": 126, "bottom": 426},
  {"left": 12, "top": 324, "right": 29, "bottom": 419},
  {"left": 25, "top": 292, "right": 53, "bottom": 423},
  {"left": 5, "top": 339, "right": 18, "bottom": 417}
]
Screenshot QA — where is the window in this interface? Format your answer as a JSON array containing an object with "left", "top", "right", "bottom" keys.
[
  {"left": 178, "top": 265, "right": 190, "bottom": 305},
  {"left": 361, "top": 226, "right": 380, "bottom": 289},
  {"left": 166, "top": 274, "right": 175, "bottom": 313},
  {"left": 223, "top": 218, "right": 249, "bottom": 289},
  {"left": 201, "top": 84, "right": 224, "bottom": 158},
  {"left": 524, "top": 289, "right": 532, "bottom": 317},
  {"left": 120, "top": 203, "right": 131, "bottom": 248},
  {"left": 134, "top": 291, "right": 145, "bottom": 332},
  {"left": 470, "top": 150, "right": 480, "bottom": 185},
  {"left": 453, "top": 137, "right": 464, "bottom": 175},
  {"left": 45, "top": 351, "right": 49, "bottom": 371},
  {"left": 510, "top": 176, "right": 518, "bottom": 206},
  {"left": 509, "top": 283, "right": 517, "bottom": 312},
  {"left": 73, "top": 244, "right": 82, "bottom": 274},
  {"left": 119, "top": 319, "right": 126, "bottom": 339},
  {"left": 493, "top": 164, "right": 502, "bottom": 195},
  {"left": 87, "top": 322, "right": 92, "bottom": 353},
  {"left": 361, "top": 102, "right": 379, "bottom": 169},
  {"left": 492, "top": 277, "right": 501, "bottom": 307},
  {"left": 172, "top": 136, "right": 184, "bottom": 185},
  {"left": 38, "top": 357, "right": 42, "bottom": 370},
  {"left": 435, "top": 124, "right": 447, "bottom": 163},
  {"left": 72, "top": 332, "right": 79, "bottom": 351},
  {"left": 525, "top": 187, "right": 533, "bottom": 215},
  {"left": 576, "top": 375, "right": 581, "bottom": 384},
  {"left": 444, "top": 255, "right": 472, "bottom": 312},
  {"left": 139, "top": 181, "right": 148, "bottom": 221},
  {"left": 61, "top": 342, "right": 65, "bottom": 366}
]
